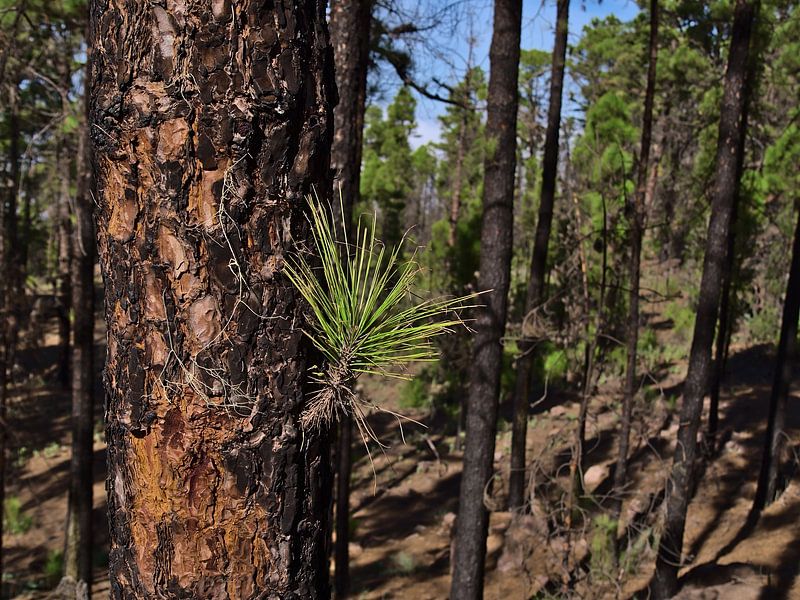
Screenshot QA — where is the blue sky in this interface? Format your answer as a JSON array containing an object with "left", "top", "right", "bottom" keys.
[{"left": 375, "top": 0, "right": 641, "bottom": 147}]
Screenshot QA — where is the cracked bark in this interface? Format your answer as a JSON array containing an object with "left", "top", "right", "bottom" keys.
[{"left": 89, "top": 1, "right": 335, "bottom": 597}]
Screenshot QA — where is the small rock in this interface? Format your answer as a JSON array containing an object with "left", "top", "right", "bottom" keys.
[
  {"left": 441, "top": 511, "right": 456, "bottom": 533},
  {"left": 583, "top": 464, "right": 609, "bottom": 490}
]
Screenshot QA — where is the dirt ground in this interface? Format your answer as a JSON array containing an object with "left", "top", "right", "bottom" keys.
[{"left": 4, "top": 316, "right": 800, "bottom": 598}]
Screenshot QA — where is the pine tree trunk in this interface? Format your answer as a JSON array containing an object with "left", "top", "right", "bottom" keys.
[
  {"left": 329, "top": 2, "right": 371, "bottom": 595},
  {"left": 334, "top": 417, "right": 352, "bottom": 598},
  {"left": 0, "top": 84, "right": 21, "bottom": 581},
  {"left": 57, "top": 147, "right": 73, "bottom": 389},
  {"left": 330, "top": 0, "right": 371, "bottom": 236},
  {"left": 89, "top": 1, "right": 335, "bottom": 596},
  {"left": 508, "top": 0, "right": 568, "bottom": 510},
  {"left": 707, "top": 75, "right": 752, "bottom": 448},
  {"left": 707, "top": 200, "right": 738, "bottom": 447},
  {"left": 450, "top": 1, "right": 521, "bottom": 597},
  {"left": 64, "top": 118, "right": 95, "bottom": 591},
  {"left": 651, "top": 2, "right": 756, "bottom": 597},
  {"left": 610, "top": 0, "right": 659, "bottom": 526},
  {"left": 753, "top": 203, "right": 800, "bottom": 512}
]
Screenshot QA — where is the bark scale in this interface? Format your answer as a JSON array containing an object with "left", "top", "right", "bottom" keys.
[
  {"left": 89, "top": 1, "right": 335, "bottom": 596},
  {"left": 450, "top": 0, "right": 521, "bottom": 597}
]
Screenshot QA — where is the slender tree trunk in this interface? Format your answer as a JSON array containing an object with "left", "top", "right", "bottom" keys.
[
  {"left": 707, "top": 75, "right": 752, "bottom": 448},
  {"left": 652, "top": 2, "right": 756, "bottom": 597},
  {"left": 330, "top": 0, "right": 371, "bottom": 236},
  {"left": 450, "top": 1, "right": 521, "bottom": 597},
  {"left": 448, "top": 121, "right": 467, "bottom": 249},
  {"left": 610, "top": 0, "right": 659, "bottom": 526},
  {"left": 753, "top": 204, "right": 800, "bottom": 512},
  {"left": 57, "top": 146, "right": 73, "bottom": 389},
  {"left": 89, "top": 1, "right": 335, "bottom": 596},
  {"left": 0, "top": 84, "right": 21, "bottom": 581},
  {"left": 707, "top": 200, "right": 738, "bottom": 448},
  {"left": 334, "top": 416, "right": 352, "bottom": 598},
  {"left": 64, "top": 116, "right": 95, "bottom": 591},
  {"left": 329, "top": 2, "right": 371, "bottom": 596},
  {"left": 508, "top": 0, "right": 569, "bottom": 510}
]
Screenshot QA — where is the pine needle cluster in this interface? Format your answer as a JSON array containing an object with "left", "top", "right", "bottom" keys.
[{"left": 284, "top": 193, "right": 478, "bottom": 439}]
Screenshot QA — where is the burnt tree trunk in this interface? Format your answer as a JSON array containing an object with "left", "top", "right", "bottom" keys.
[
  {"left": 57, "top": 141, "right": 73, "bottom": 389},
  {"left": 610, "top": 0, "right": 659, "bottom": 525},
  {"left": 707, "top": 71, "right": 752, "bottom": 448},
  {"left": 507, "top": 0, "right": 568, "bottom": 510},
  {"left": 64, "top": 117, "right": 96, "bottom": 590},
  {"left": 450, "top": 1, "right": 521, "bottom": 598},
  {"left": 89, "top": 1, "right": 335, "bottom": 597},
  {"left": 753, "top": 204, "right": 800, "bottom": 512},
  {"left": 330, "top": 0, "right": 370, "bottom": 236},
  {"left": 0, "top": 83, "right": 21, "bottom": 580},
  {"left": 651, "top": 2, "right": 756, "bottom": 597},
  {"left": 707, "top": 199, "right": 738, "bottom": 447},
  {"left": 329, "top": 2, "right": 371, "bottom": 596}
]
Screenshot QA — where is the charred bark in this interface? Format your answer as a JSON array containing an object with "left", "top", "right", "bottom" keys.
[
  {"left": 610, "top": 0, "right": 659, "bottom": 526},
  {"left": 753, "top": 204, "right": 800, "bottom": 512},
  {"left": 0, "top": 83, "right": 22, "bottom": 580},
  {"left": 450, "top": 0, "right": 521, "bottom": 597},
  {"left": 330, "top": 0, "right": 370, "bottom": 236},
  {"left": 89, "top": 1, "right": 336, "bottom": 597},
  {"left": 651, "top": 2, "right": 757, "bottom": 597},
  {"left": 707, "top": 69, "right": 752, "bottom": 448},
  {"left": 507, "top": 0, "right": 568, "bottom": 510}
]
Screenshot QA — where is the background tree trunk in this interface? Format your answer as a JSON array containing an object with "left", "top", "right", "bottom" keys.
[
  {"left": 89, "top": 1, "right": 335, "bottom": 596},
  {"left": 450, "top": 0, "right": 521, "bottom": 597},
  {"left": 64, "top": 118, "right": 95, "bottom": 591},
  {"left": 753, "top": 203, "right": 800, "bottom": 512},
  {"left": 611, "top": 0, "right": 659, "bottom": 525},
  {"left": 56, "top": 146, "right": 73, "bottom": 389},
  {"left": 0, "top": 83, "right": 21, "bottom": 581},
  {"left": 330, "top": 0, "right": 371, "bottom": 236},
  {"left": 652, "top": 2, "right": 756, "bottom": 597},
  {"left": 329, "top": 2, "right": 372, "bottom": 596},
  {"left": 508, "top": 0, "right": 568, "bottom": 510}
]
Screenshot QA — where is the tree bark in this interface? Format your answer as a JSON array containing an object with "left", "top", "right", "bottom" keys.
[
  {"left": 651, "top": 2, "right": 756, "bottom": 597},
  {"left": 0, "top": 83, "right": 21, "bottom": 581},
  {"left": 57, "top": 145, "right": 73, "bottom": 389},
  {"left": 450, "top": 1, "right": 521, "bottom": 597},
  {"left": 707, "top": 195, "right": 738, "bottom": 448},
  {"left": 64, "top": 116, "right": 96, "bottom": 591},
  {"left": 89, "top": 1, "right": 336, "bottom": 597},
  {"left": 753, "top": 203, "right": 800, "bottom": 512},
  {"left": 508, "top": 0, "right": 568, "bottom": 510},
  {"left": 330, "top": 0, "right": 371, "bottom": 236},
  {"left": 329, "top": 2, "right": 371, "bottom": 595},
  {"left": 707, "top": 68, "right": 752, "bottom": 448},
  {"left": 610, "top": 0, "right": 659, "bottom": 526},
  {"left": 334, "top": 417, "right": 352, "bottom": 598}
]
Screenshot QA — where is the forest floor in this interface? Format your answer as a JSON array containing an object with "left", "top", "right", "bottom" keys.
[{"left": 3, "top": 298, "right": 800, "bottom": 599}]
